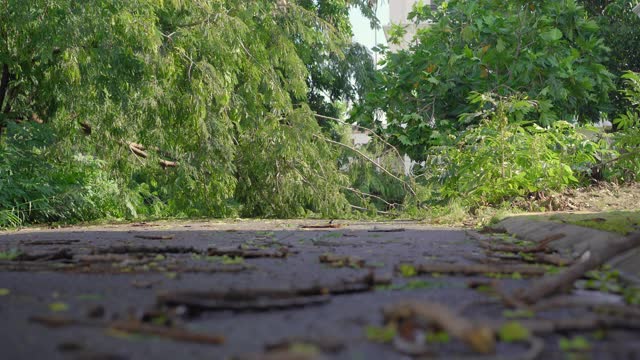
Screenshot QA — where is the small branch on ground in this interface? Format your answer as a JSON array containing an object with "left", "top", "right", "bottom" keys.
[
  {"left": 30, "top": 316, "right": 224, "bottom": 345},
  {"left": 92, "top": 246, "right": 201, "bottom": 255},
  {"left": 319, "top": 253, "right": 365, "bottom": 268},
  {"left": 403, "top": 263, "right": 547, "bottom": 276},
  {"left": 110, "top": 320, "right": 225, "bottom": 344},
  {"left": 369, "top": 228, "right": 405, "bottom": 233},
  {"left": 134, "top": 234, "right": 175, "bottom": 240},
  {"left": 516, "top": 232, "right": 640, "bottom": 304},
  {"left": 158, "top": 273, "right": 378, "bottom": 311},
  {"left": 207, "top": 246, "right": 290, "bottom": 258},
  {"left": 383, "top": 301, "right": 496, "bottom": 354},
  {"left": 15, "top": 249, "right": 74, "bottom": 262},
  {"left": 300, "top": 223, "right": 342, "bottom": 229}
]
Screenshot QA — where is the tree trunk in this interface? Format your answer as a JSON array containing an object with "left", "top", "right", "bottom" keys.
[
  {"left": 0, "top": 63, "right": 10, "bottom": 134},
  {"left": 0, "top": 64, "right": 9, "bottom": 112}
]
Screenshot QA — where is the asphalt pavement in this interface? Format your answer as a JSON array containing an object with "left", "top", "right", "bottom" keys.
[{"left": 1, "top": 220, "right": 639, "bottom": 360}]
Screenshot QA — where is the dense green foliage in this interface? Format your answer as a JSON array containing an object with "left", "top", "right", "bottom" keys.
[
  {"left": 421, "top": 93, "right": 604, "bottom": 207},
  {"left": 0, "top": 0, "right": 378, "bottom": 226},
  {"left": 357, "top": 0, "right": 615, "bottom": 161},
  {"left": 2, "top": 0, "right": 640, "bottom": 227},
  {"left": 581, "top": 0, "right": 640, "bottom": 75},
  {"left": 580, "top": 0, "right": 640, "bottom": 116},
  {"left": 350, "top": 0, "right": 640, "bottom": 213}
]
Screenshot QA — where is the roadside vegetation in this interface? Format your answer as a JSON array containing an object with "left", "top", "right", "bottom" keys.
[{"left": 1, "top": 0, "right": 640, "bottom": 228}]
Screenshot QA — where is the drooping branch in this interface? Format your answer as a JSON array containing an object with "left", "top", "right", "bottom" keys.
[
  {"left": 341, "top": 186, "right": 398, "bottom": 208},
  {"left": 313, "top": 112, "right": 406, "bottom": 163},
  {"left": 314, "top": 134, "right": 417, "bottom": 196}
]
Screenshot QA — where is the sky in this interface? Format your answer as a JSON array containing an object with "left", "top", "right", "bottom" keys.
[{"left": 349, "top": 2, "right": 389, "bottom": 51}]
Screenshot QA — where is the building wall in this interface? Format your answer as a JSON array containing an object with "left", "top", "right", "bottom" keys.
[{"left": 384, "top": 0, "right": 432, "bottom": 52}]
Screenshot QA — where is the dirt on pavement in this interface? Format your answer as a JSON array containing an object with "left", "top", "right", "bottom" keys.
[{"left": 1, "top": 220, "right": 640, "bottom": 360}]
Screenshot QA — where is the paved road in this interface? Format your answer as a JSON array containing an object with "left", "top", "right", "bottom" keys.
[{"left": 0, "top": 220, "right": 638, "bottom": 360}]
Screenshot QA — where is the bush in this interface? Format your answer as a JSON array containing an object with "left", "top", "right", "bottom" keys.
[
  {"left": 0, "top": 123, "right": 129, "bottom": 227},
  {"left": 357, "top": 0, "right": 614, "bottom": 162},
  {"left": 421, "top": 93, "right": 604, "bottom": 206},
  {"left": 606, "top": 71, "right": 640, "bottom": 181}
]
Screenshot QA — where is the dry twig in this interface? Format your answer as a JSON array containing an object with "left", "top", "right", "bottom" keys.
[
  {"left": 404, "top": 263, "right": 547, "bottom": 276},
  {"left": 517, "top": 232, "right": 640, "bottom": 304}
]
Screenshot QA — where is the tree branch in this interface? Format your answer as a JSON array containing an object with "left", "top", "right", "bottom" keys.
[
  {"left": 313, "top": 112, "right": 406, "bottom": 163},
  {"left": 126, "top": 142, "right": 178, "bottom": 169},
  {"left": 0, "top": 64, "right": 10, "bottom": 113},
  {"left": 315, "top": 134, "right": 417, "bottom": 196},
  {"left": 517, "top": 232, "right": 640, "bottom": 304},
  {"left": 341, "top": 186, "right": 398, "bottom": 208}
]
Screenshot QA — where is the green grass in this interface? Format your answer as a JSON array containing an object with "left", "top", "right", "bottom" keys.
[{"left": 546, "top": 211, "right": 640, "bottom": 235}]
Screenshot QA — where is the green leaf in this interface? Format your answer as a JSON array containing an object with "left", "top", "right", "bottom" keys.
[
  {"left": 498, "top": 321, "right": 530, "bottom": 342},
  {"left": 559, "top": 336, "right": 591, "bottom": 352},
  {"left": 496, "top": 38, "right": 506, "bottom": 53},
  {"left": 541, "top": 28, "right": 563, "bottom": 42},
  {"left": 365, "top": 325, "right": 396, "bottom": 343},
  {"left": 49, "top": 302, "right": 69, "bottom": 312},
  {"left": 399, "top": 264, "right": 417, "bottom": 277},
  {"left": 426, "top": 330, "right": 450, "bottom": 343}
]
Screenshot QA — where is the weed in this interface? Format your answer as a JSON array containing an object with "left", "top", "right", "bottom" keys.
[
  {"left": 498, "top": 322, "right": 530, "bottom": 342},
  {"left": 426, "top": 331, "right": 450, "bottom": 344},
  {"left": 49, "top": 302, "right": 69, "bottom": 312},
  {"left": 0, "top": 248, "right": 21, "bottom": 260},
  {"left": 206, "top": 255, "right": 245, "bottom": 265},
  {"left": 559, "top": 336, "right": 591, "bottom": 352},
  {"left": 503, "top": 309, "right": 535, "bottom": 319},
  {"left": 398, "top": 264, "right": 417, "bottom": 277},
  {"left": 365, "top": 325, "right": 396, "bottom": 343}
]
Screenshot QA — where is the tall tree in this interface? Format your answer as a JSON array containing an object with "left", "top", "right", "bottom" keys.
[
  {"left": 0, "top": 0, "right": 377, "bottom": 220},
  {"left": 356, "top": 0, "right": 614, "bottom": 161}
]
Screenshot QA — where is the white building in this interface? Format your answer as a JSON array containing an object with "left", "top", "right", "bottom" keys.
[{"left": 384, "top": 0, "right": 435, "bottom": 51}]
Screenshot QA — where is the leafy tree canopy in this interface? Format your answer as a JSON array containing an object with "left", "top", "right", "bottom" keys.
[
  {"left": 356, "top": 0, "right": 615, "bottom": 161},
  {"left": 0, "top": 0, "right": 378, "bottom": 222}
]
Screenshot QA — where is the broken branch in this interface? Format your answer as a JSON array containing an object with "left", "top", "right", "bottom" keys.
[
  {"left": 315, "top": 134, "right": 416, "bottom": 196},
  {"left": 383, "top": 301, "right": 495, "bottom": 354},
  {"left": 517, "top": 232, "right": 640, "bottom": 304},
  {"left": 404, "top": 263, "right": 547, "bottom": 276}
]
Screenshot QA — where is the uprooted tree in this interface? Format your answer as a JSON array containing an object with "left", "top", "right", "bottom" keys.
[{"left": 0, "top": 0, "right": 378, "bottom": 225}]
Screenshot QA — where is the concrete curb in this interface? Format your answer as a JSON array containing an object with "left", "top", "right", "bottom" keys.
[{"left": 491, "top": 217, "right": 640, "bottom": 286}]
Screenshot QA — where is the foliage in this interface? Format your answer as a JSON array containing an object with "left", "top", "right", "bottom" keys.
[
  {"left": 365, "top": 325, "right": 396, "bottom": 343},
  {"left": 498, "top": 321, "right": 531, "bottom": 342},
  {"left": 0, "top": 248, "right": 21, "bottom": 260},
  {"left": 559, "top": 336, "right": 591, "bottom": 352},
  {"left": 357, "top": 0, "right": 614, "bottom": 161},
  {"left": 0, "top": 0, "right": 379, "bottom": 225},
  {"left": 580, "top": 0, "right": 640, "bottom": 74},
  {"left": 343, "top": 140, "right": 408, "bottom": 213},
  {"left": 307, "top": 42, "right": 377, "bottom": 121},
  {"left": 399, "top": 263, "right": 417, "bottom": 277},
  {"left": 421, "top": 93, "right": 605, "bottom": 207},
  {"left": 548, "top": 210, "right": 640, "bottom": 235},
  {"left": 606, "top": 71, "right": 640, "bottom": 181},
  {"left": 580, "top": 0, "right": 640, "bottom": 114},
  {"left": 0, "top": 122, "right": 129, "bottom": 227}
]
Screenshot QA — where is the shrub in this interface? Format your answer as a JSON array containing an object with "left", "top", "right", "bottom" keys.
[{"left": 421, "top": 93, "right": 603, "bottom": 206}]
